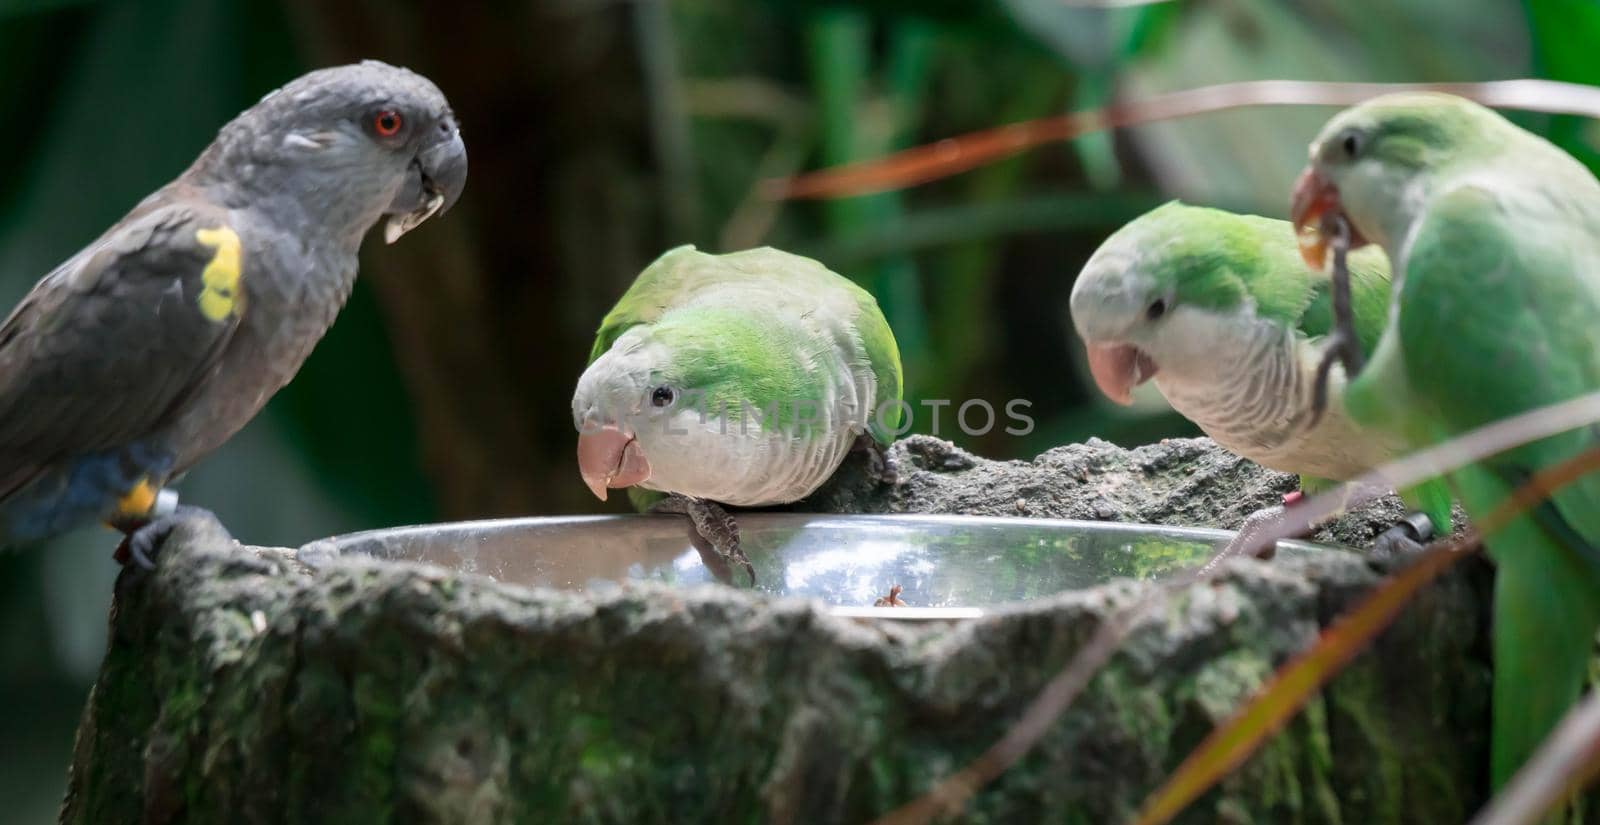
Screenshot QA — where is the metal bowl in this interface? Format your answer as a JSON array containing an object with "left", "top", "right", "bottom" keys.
[{"left": 301, "top": 513, "right": 1343, "bottom": 619}]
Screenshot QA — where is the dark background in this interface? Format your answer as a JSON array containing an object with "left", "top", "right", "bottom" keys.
[{"left": 0, "top": 0, "right": 1586, "bottom": 818}]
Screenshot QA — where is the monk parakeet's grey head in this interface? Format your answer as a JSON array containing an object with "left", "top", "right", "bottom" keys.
[
  {"left": 1070, "top": 202, "right": 1320, "bottom": 405},
  {"left": 1290, "top": 92, "right": 1518, "bottom": 268},
  {"left": 572, "top": 321, "right": 709, "bottom": 502},
  {"left": 192, "top": 60, "right": 467, "bottom": 245},
  {"left": 572, "top": 304, "right": 825, "bottom": 503},
  {"left": 572, "top": 246, "right": 902, "bottom": 508}
]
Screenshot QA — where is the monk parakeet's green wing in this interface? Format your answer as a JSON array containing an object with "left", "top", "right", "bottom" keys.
[
  {"left": 586, "top": 246, "right": 724, "bottom": 365},
  {"left": 1395, "top": 187, "right": 1600, "bottom": 540},
  {"left": 1371, "top": 186, "right": 1600, "bottom": 792}
]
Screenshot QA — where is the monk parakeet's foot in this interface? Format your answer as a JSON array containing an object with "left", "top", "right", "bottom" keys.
[
  {"left": 1232, "top": 491, "right": 1319, "bottom": 562},
  {"left": 1308, "top": 214, "right": 1366, "bottom": 428},
  {"left": 113, "top": 504, "right": 229, "bottom": 570},
  {"left": 651, "top": 494, "right": 755, "bottom": 587},
  {"left": 854, "top": 434, "right": 900, "bottom": 487},
  {"left": 1370, "top": 512, "right": 1436, "bottom": 561},
  {"left": 1234, "top": 505, "right": 1287, "bottom": 561}
]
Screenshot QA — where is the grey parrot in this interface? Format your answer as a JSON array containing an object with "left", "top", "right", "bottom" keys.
[{"left": 0, "top": 60, "right": 467, "bottom": 564}]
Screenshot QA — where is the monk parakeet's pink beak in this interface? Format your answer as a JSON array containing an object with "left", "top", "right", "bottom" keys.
[
  {"left": 1085, "top": 343, "right": 1159, "bottom": 406},
  {"left": 576, "top": 425, "right": 651, "bottom": 501},
  {"left": 1290, "top": 167, "right": 1369, "bottom": 271}
]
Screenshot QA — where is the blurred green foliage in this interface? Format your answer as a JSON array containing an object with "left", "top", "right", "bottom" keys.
[{"left": 0, "top": 0, "right": 1588, "bottom": 819}]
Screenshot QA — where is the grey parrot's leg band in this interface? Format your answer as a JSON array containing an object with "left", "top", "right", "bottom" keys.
[
  {"left": 1372, "top": 512, "right": 1436, "bottom": 560},
  {"left": 152, "top": 489, "right": 180, "bottom": 519},
  {"left": 652, "top": 494, "right": 755, "bottom": 586}
]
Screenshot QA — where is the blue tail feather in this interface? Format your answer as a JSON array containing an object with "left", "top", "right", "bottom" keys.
[{"left": 0, "top": 445, "right": 175, "bottom": 546}]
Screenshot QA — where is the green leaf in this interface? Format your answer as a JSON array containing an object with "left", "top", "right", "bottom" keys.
[{"left": 1524, "top": 0, "right": 1600, "bottom": 169}]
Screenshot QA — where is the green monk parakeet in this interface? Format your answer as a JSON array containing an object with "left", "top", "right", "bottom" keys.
[
  {"left": 0, "top": 61, "right": 466, "bottom": 565},
  {"left": 1069, "top": 202, "right": 1452, "bottom": 550},
  {"left": 572, "top": 245, "right": 903, "bottom": 584},
  {"left": 1293, "top": 92, "right": 1600, "bottom": 799}
]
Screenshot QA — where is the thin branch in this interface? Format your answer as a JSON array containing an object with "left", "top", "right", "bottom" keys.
[{"left": 772, "top": 79, "right": 1600, "bottom": 199}]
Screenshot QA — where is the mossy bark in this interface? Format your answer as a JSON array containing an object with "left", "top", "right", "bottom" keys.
[{"left": 62, "top": 438, "right": 1494, "bottom": 823}]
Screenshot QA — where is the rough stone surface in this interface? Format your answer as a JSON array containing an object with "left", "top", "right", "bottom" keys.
[
  {"left": 803, "top": 435, "right": 1462, "bottom": 550},
  {"left": 61, "top": 437, "right": 1494, "bottom": 824}
]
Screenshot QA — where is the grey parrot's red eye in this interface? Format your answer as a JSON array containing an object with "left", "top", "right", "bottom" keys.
[{"left": 373, "top": 110, "right": 403, "bottom": 137}]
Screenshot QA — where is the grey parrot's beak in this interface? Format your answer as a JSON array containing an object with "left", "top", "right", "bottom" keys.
[{"left": 384, "top": 125, "right": 468, "bottom": 244}]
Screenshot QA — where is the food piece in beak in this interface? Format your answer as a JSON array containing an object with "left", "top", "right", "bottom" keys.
[
  {"left": 1290, "top": 167, "right": 1339, "bottom": 271},
  {"left": 577, "top": 426, "right": 652, "bottom": 501},
  {"left": 1290, "top": 167, "right": 1370, "bottom": 271},
  {"left": 1085, "top": 343, "right": 1159, "bottom": 406}
]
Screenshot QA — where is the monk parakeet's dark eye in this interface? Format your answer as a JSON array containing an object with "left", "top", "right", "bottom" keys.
[
  {"left": 650, "top": 386, "right": 676, "bottom": 407},
  {"left": 1146, "top": 298, "right": 1167, "bottom": 321},
  {"left": 1340, "top": 131, "right": 1363, "bottom": 159}
]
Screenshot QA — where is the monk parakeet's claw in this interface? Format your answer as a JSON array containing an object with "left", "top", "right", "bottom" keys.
[
  {"left": 113, "top": 504, "right": 229, "bottom": 570},
  {"left": 1229, "top": 504, "right": 1296, "bottom": 562},
  {"left": 1307, "top": 213, "right": 1366, "bottom": 430},
  {"left": 1308, "top": 327, "right": 1364, "bottom": 429},
  {"left": 652, "top": 494, "right": 755, "bottom": 587},
  {"left": 1371, "top": 512, "right": 1436, "bottom": 562},
  {"left": 1229, "top": 487, "right": 1336, "bottom": 563},
  {"left": 854, "top": 434, "right": 900, "bottom": 487}
]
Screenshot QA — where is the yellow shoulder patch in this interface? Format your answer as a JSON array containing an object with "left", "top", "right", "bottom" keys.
[
  {"left": 114, "top": 477, "right": 158, "bottom": 519},
  {"left": 194, "top": 226, "right": 244, "bottom": 322}
]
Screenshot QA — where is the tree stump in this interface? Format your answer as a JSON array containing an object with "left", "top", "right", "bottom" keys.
[{"left": 61, "top": 437, "right": 1492, "bottom": 824}]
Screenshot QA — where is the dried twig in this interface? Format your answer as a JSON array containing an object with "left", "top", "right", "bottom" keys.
[{"left": 773, "top": 79, "right": 1600, "bottom": 199}]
